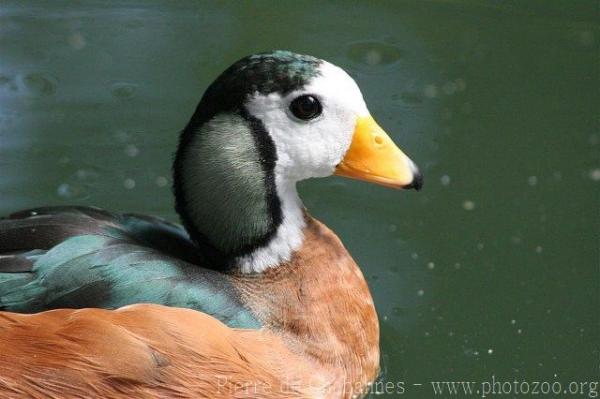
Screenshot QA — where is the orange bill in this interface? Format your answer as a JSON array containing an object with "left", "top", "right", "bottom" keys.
[{"left": 335, "top": 116, "right": 422, "bottom": 190}]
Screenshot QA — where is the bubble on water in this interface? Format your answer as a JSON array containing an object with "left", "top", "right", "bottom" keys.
[
  {"left": 125, "top": 144, "right": 139, "bottom": 157},
  {"left": 111, "top": 82, "right": 137, "bottom": 99},
  {"left": 462, "top": 200, "right": 475, "bottom": 211},
  {"left": 517, "top": 328, "right": 522, "bottom": 334},
  {"left": 552, "top": 171, "right": 562, "bottom": 181},
  {"left": 22, "top": 73, "right": 57, "bottom": 96},
  {"left": 417, "top": 289, "right": 425, "bottom": 296},
  {"left": 477, "top": 243, "right": 484, "bottom": 250},
  {"left": 347, "top": 41, "right": 402, "bottom": 67},
  {"left": 511, "top": 319, "right": 516, "bottom": 325},
  {"left": 114, "top": 129, "right": 131, "bottom": 143},
  {"left": 463, "top": 348, "right": 478, "bottom": 357},
  {"left": 57, "top": 183, "right": 81, "bottom": 199},
  {"left": 527, "top": 176, "right": 538, "bottom": 186},
  {"left": 579, "top": 30, "right": 594, "bottom": 46},
  {"left": 454, "top": 262, "right": 461, "bottom": 269},
  {"left": 511, "top": 235, "right": 522, "bottom": 245},
  {"left": 123, "top": 178, "right": 136, "bottom": 189},
  {"left": 424, "top": 331, "right": 430, "bottom": 337},
  {"left": 487, "top": 349, "right": 493, "bottom": 355},
  {"left": 424, "top": 84, "right": 438, "bottom": 98},
  {"left": 411, "top": 252, "right": 419, "bottom": 260},
  {"left": 67, "top": 32, "right": 86, "bottom": 50},
  {"left": 440, "top": 175, "right": 451, "bottom": 186},
  {"left": 455, "top": 78, "right": 467, "bottom": 91},
  {"left": 589, "top": 168, "right": 600, "bottom": 181},
  {"left": 155, "top": 176, "right": 168, "bottom": 187},
  {"left": 442, "top": 81, "right": 457, "bottom": 95},
  {"left": 535, "top": 245, "right": 543, "bottom": 254},
  {"left": 427, "top": 262, "right": 435, "bottom": 270}
]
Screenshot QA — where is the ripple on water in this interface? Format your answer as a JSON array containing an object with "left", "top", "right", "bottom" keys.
[
  {"left": 21, "top": 73, "right": 57, "bottom": 96},
  {"left": 56, "top": 168, "right": 101, "bottom": 200},
  {"left": 111, "top": 82, "right": 138, "bottom": 99},
  {"left": 347, "top": 41, "right": 402, "bottom": 70}
]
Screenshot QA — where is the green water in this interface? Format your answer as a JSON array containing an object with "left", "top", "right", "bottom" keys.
[{"left": 1, "top": 1, "right": 598, "bottom": 397}]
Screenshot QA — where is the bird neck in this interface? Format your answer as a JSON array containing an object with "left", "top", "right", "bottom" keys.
[{"left": 173, "top": 112, "right": 306, "bottom": 272}]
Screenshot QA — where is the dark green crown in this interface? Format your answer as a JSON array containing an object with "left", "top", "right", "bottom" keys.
[{"left": 190, "top": 51, "right": 322, "bottom": 123}]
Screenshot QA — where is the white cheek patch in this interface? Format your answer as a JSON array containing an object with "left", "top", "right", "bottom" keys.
[{"left": 245, "top": 61, "right": 369, "bottom": 182}]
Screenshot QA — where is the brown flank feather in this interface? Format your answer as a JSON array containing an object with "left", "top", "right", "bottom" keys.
[{"left": 0, "top": 216, "right": 379, "bottom": 398}]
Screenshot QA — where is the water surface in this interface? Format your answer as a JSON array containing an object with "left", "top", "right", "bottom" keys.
[{"left": 0, "top": 1, "right": 598, "bottom": 397}]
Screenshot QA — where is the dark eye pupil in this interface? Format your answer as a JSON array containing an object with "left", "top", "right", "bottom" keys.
[{"left": 290, "top": 95, "right": 322, "bottom": 120}]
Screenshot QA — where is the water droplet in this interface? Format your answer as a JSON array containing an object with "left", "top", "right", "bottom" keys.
[
  {"left": 125, "top": 144, "right": 139, "bottom": 157},
  {"left": 347, "top": 41, "right": 402, "bottom": 67},
  {"left": 487, "top": 348, "right": 493, "bottom": 355},
  {"left": 423, "top": 84, "right": 438, "bottom": 98},
  {"left": 57, "top": 183, "right": 83, "bottom": 199},
  {"left": 123, "top": 178, "right": 136, "bottom": 189},
  {"left": 114, "top": 129, "right": 130, "bottom": 143},
  {"left": 111, "top": 82, "right": 137, "bottom": 99},
  {"left": 417, "top": 289, "right": 425, "bottom": 296},
  {"left": 528, "top": 176, "right": 538, "bottom": 186},
  {"left": 462, "top": 200, "right": 475, "bottom": 211},
  {"left": 67, "top": 32, "right": 86, "bottom": 50},
  {"left": 440, "top": 175, "right": 451, "bottom": 186},
  {"left": 589, "top": 168, "right": 600, "bottom": 181},
  {"left": 511, "top": 319, "right": 516, "bottom": 325},
  {"left": 427, "top": 262, "right": 435, "bottom": 269},
  {"left": 155, "top": 176, "right": 168, "bottom": 187}
]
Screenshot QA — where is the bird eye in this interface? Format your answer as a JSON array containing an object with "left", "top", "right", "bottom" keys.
[{"left": 289, "top": 95, "right": 322, "bottom": 121}]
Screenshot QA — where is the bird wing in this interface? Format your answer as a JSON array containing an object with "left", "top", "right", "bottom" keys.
[
  {"left": 0, "top": 304, "right": 314, "bottom": 398},
  {"left": 0, "top": 207, "right": 259, "bottom": 328}
]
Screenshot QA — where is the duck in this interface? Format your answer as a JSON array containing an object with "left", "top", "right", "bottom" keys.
[{"left": 0, "top": 50, "right": 422, "bottom": 398}]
